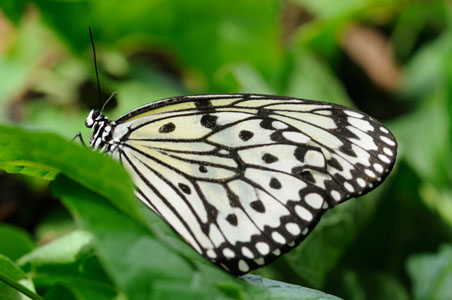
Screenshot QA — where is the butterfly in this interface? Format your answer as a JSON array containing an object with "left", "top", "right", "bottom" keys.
[{"left": 83, "top": 93, "right": 397, "bottom": 275}]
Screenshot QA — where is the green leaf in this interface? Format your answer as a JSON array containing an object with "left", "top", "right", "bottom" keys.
[
  {"left": 407, "top": 244, "right": 452, "bottom": 300},
  {"left": 0, "top": 225, "right": 35, "bottom": 261},
  {"left": 0, "top": 254, "right": 39, "bottom": 300},
  {"left": 18, "top": 230, "right": 117, "bottom": 300},
  {"left": 0, "top": 254, "right": 27, "bottom": 283},
  {"left": 242, "top": 274, "right": 342, "bottom": 300},
  {"left": 18, "top": 230, "right": 93, "bottom": 268},
  {"left": 0, "top": 124, "right": 143, "bottom": 223}
]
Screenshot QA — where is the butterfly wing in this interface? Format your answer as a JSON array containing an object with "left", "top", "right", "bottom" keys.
[{"left": 110, "top": 94, "right": 397, "bottom": 274}]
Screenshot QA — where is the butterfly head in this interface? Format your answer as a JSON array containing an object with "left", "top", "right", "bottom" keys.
[
  {"left": 85, "top": 109, "right": 114, "bottom": 151},
  {"left": 85, "top": 109, "right": 103, "bottom": 128}
]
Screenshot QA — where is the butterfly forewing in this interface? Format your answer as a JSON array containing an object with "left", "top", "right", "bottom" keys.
[{"left": 103, "top": 94, "right": 397, "bottom": 274}]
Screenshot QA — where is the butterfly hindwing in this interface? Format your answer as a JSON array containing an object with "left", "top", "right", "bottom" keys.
[{"left": 106, "top": 94, "right": 397, "bottom": 274}]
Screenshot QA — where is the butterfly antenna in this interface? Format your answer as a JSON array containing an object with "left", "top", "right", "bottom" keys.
[
  {"left": 89, "top": 26, "right": 102, "bottom": 109},
  {"left": 101, "top": 92, "right": 117, "bottom": 112}
]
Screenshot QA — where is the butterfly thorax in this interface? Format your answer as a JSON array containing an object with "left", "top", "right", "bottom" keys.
[{"left": 85, "top": 109, "right": 117, "bottom": 152}]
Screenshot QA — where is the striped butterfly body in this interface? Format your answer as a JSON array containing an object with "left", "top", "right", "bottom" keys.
[{"left": 85, "top": 93, "right": 397, "bottom": 275}]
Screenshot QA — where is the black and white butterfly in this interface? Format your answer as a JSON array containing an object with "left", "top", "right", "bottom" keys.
[{"left": 84, "top": 93, "right": 397, "bottom": 275}]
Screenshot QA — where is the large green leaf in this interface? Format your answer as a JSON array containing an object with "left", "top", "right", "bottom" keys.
[{"left": 0, "top": 124, "right": 143, "bottom": 223}]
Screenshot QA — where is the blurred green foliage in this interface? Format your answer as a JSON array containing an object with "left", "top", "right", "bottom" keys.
[{"left": 0, "top": 0, "right": 451, "bottom": 299}]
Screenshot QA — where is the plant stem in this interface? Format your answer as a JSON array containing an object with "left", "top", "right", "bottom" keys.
[{"left": 0, "top": 272, "right": 43, "bottom": 300}]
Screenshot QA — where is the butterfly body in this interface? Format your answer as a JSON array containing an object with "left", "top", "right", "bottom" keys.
[{"left": 85, "top": 93, "right": 397, "bottom": 275}]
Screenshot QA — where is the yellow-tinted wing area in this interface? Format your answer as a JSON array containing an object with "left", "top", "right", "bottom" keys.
[{"left": 107, "top": 94, "right": 397, "bottom": 275}]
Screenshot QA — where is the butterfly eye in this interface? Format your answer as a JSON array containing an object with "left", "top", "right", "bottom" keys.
[
  {"left": 92, "top": 110, "right": 101, "bottom": 119},
  {"left": 85, "top": 109, "right": 101, "bottom": 128}
]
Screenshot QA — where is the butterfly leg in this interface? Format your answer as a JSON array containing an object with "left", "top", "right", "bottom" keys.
[{"left": 72, "top": 132, "right": 87, "bottom": 147}]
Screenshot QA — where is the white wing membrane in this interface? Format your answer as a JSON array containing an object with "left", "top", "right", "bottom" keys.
[{"left": 109, "top": 94, "right": 397, "bottom": 274}]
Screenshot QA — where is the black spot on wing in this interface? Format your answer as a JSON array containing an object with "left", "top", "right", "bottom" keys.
[
  {"left": 199, "top": 165, "right": 208, "bottom": 173},
  {"left": 269, "top": 177, "right": 282, "bottom": 189},
  {"left": 226, "top": 213, "right": 238, "bottom": 226},
  {"left": 178, "top": 183, "right": 191, "bottom": 194},
  {"left": 159, "top": 122, "right": 176, "bottom": 133},
  {"left": 239, "top": 130, "right": 254, "bottom": 141},
  {"left": 201, "top": 115, "right": 218, "bottom": 129},
  {"left": 292, "top": 167, "right": 316, "bottom": 183},
  {"left": 195, "top": 100, "right": 212, "bottom": 109},
  {"left": 250, "top": 200, "right": 266, "bottom": 213},
  {"left": 262, "top": 153, "right": 278, "bottom": 164}
]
